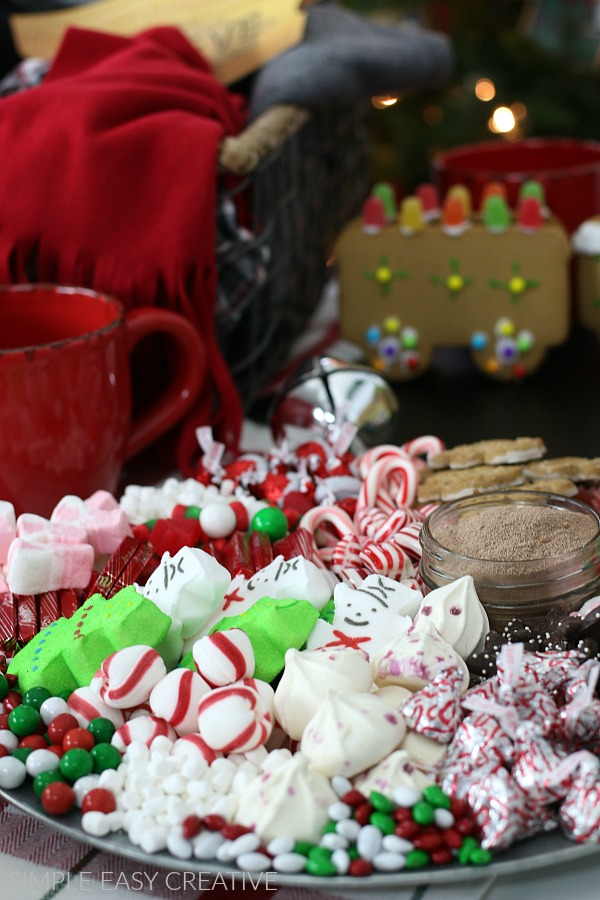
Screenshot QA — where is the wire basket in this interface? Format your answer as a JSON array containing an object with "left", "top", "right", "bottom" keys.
[{"left": 216, "top": 102, "right": 371, "bottom": 409}]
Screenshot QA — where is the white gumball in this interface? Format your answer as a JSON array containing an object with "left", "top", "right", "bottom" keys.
[{"left": 199, "top": 503, "right": 237, "bottom": 539}]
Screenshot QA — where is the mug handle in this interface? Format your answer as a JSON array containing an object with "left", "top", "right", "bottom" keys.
[{"left": 122, "top": 307, "right": 207, "bottom": 460}]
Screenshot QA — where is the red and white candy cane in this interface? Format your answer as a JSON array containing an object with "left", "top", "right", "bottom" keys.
[
  {"left": 356, "top": 505, "right": 422, "bottom": 541},
  {"left": 299, "top": 506, "right": 356, "bottom": 557},
  {"left": 331, "top": 533, "right": 411, "bottom": 580},
  {"left": 399, "top": 435, "right": 445, "bottom": 464},
  {"left": 356, "top": 455, "right": 420, "bottom": 514},
  {"left": 356, "top": 444, "right": 411, "bottom": 479}
]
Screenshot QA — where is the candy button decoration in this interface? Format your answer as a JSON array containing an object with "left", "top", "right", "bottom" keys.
[
  {"left": 197, "top": 681, "right": 273, "bottom": 753},
  {"left": 98, "top": 645, "right": 167, "bottom": 709},
  {"left": 192, "top": 629, "right": 255, "bottom": 688},
  {"left": 250, "top": 508, "right": 288, "bottom": 542},
  {"left": 149, "top": 669, "right": 210, "bottom": 736}
]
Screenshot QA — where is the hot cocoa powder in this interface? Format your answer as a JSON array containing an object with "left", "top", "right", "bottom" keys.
[{"left": 434, "top": 504, "right": 597, "bottom": 561}]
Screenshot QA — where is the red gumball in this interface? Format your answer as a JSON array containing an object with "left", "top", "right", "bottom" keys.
[
  {"left": 47, "top": 713, "right": 79, "bottom": 745},
  {"left": 19, "top": 734, "right": 48, "bottom": 751},
  {"left": 41, "top": 781, "right": 75, "bottom": 816},
  {"left": 81, "top": 788, "right": 116, "bottom": 815},
  {"left": 63, "top": 728, "right": 95, "bottom": 752}
]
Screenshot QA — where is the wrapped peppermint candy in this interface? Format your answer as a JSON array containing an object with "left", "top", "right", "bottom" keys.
[
  {"left": 401, "top": 666, "right": 464, "bottom": 743},
  {"left": 511, "top": 723, "right": 569, "bottom": 805},
  {"left": 443, "top": 762, "right": 556, "bottom": 850},
  {"left": 444, "top": 711, "right": 514, "bottom": 772},
  {"left": 558, "top": 663, "right": 600, "bottom": 746},
  {"left": 557, "top": 752, "right": 600, "bottom": 843}
]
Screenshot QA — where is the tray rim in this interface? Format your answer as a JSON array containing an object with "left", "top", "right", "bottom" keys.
[{"left": 2, "top": 784, "right": 600, "bottom": 890}]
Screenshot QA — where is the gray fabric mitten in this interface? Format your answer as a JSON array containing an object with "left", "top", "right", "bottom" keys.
[{"left": 249, "top": 1, "right": 454, "bottom": 119}]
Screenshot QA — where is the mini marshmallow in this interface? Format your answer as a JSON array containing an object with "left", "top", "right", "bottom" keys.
[
  {"left": 0, "top": 501, "right": 16, "bottom": 565},
  {"left": 99, "top": 645, "right": 167, "bottom": 709},
  {"left": 7, "top": 538, "right": 94, "bottom": 594},
  {"left": 192, "top": 629, "right": 255, "bottom": 687},
  {"left": 140, "top": 547, "right": 231, "bottom": 639},
  {"left": 197, "top": 680, "right": 274, "bottom": 753},
  {"left": 149, "top": 669, "right": 210, "bottom": 735},
  {"left": 67, "top": 686, "right": 126, "bottom": 729},
  {"left": 112, "top": 715, "right": 176, "bottom": 751}
]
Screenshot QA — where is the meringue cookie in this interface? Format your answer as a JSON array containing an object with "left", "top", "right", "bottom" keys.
[
  {"left": 371, "top": 628, "right": 469, "bottom": 692},
  {"left": 98, "top": 645, "right": 167, "bottom": 709},
  {"left": 400, "top": 730, "right": 447, "bottom": 771},
  {"left": 301, "top": 690, "right": 406, "bottom": 778},
  {"left": 410, "top": 575, "right": 489, "bottom": 658},
  {"left": 236, "top": 751, "right": 337, "bottom": 842},
  {"left": 354, "top": 749, "right": 434, "bottom": 797},
  {"left": 274, "top": 647, "right": 373, "bottom": 741}
]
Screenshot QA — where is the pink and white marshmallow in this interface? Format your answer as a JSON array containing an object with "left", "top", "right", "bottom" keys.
[
  {"left": 51, "top": 491, "right": 132, "bottom": 556},
  {"left": 97, "top": 645, "right": 167, "bottom": 709},
  {"left": 0, "top": 502, "right": 16, "bottom": 565},
  {"left": 67, "top": 687, "right": 126, "bottom": 729},
  {"left": 149, "top": 668, "right": 210, "bottom": 735},
  {"left": 192, "top": 629, "right": 255, "bottom": 688},
  {"left": 112, "top": 715, "right": 177, "bottom": 751},
  {"left": 197, "top": 680, "right": 274, "bottom": 753},
  {"left": 6, "top": 538, "right": 94, "bottom": 594}
]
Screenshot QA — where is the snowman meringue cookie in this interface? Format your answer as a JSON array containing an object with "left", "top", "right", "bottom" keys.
[
  {"left": 273, "top": 646, "right": 373, "bottom": 741},
  {"left": 410, "top": 575, "right": 489, "bottom": 659},
  {"left": 300, "top": 690, "right": 407, "bottom": 778},
  {"left": 235, "top": 751, "right": 337, "bottom": 843}
]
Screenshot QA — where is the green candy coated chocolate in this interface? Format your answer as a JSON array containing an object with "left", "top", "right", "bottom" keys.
[
  {"left": 184, "top": 505, "right": 202, "bottom": 519},
  {"left": 293, "top": 841, "right": 313, "bottom": 857},
  {"left": 469, "top": 847, "right": 493, "bottom": 866},
  {"left": 370, "top": 791, "right": 396, "bottom": 814},
  {"left": 250, "top": 507, "right": 288, "bottom": 542},
  {"left": 322, "top": 820, "right": 337, "bottom": 834},
  {"left": 369, "top": 811, "right": 396, "bottom": 835},
  {"left": 348, "top": 847, "right": 360, "bottom": 860},
  {"left": 60, "top": 748, "right": 93, "bottom": 782},
  {"left": 22, "top": 687, "right": 52, "bottom": 711},
  {"left": 90, "top": 743, "right": 122, "bottom": 773},
  {"left": 412, "top": 800, "right": 435, "bottom": 825},
  {"left": 33, "top": 770, "right": 66, "bottom": 798},
  {"left": 421, "top": 785, "right": 451, "bottom": 809},
  {"left": 305, "top": 858, "right": 337, "bottom": 877},
  {"left": 405, "top": 849, "right": 430, "bottom": 869},
  {"left": 11, "top": 747, "right": 32, "bottom": 763},
  {"left": 0, "top": 672, "right": 8, "bottom": 702},
  {"left": 458, "top": 836, "right": 479, "bottom": 865},
  {"left": 8, "top": 704, "right": 40, "bottom": 737},
  {"left": 87, "top": 718, "right": 115, "bottom": 745},
  {"left": 307, "top": 846, "right": 332, "bottom": 862}
]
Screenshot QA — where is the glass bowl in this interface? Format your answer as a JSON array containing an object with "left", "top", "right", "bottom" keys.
[{"left": 418, "top": 490, "right": 600, "bottom": 630}]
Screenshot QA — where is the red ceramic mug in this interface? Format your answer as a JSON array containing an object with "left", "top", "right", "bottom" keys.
[{"left": 0, "top": 284, "right": 207, "bottom": 516}]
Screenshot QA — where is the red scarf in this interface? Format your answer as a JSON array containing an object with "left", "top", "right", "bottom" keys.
[{"left": 0, "top": 26, "right": 247, "bottom": 474}]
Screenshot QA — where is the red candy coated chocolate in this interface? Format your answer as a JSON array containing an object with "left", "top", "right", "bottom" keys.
[
  {"left": 81, "top": 788, "right": 116, "bottom": 814},
  {"left": 41, "top": 781, "right": 75, "bottom": 816},
  {"left": 63, "top": 728, "right": 95, "bottom": 752},
  {"left": 47, "top": 713, "right": 79, "bottom": 745}
]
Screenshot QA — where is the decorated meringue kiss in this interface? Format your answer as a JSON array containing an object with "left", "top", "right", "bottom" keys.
[
  {"left": 371, "top": 627, "right": 470, "bottom": 692},
  {"left": 410, "top": 575, "right": 489, "bottom": 658},
  {"left": 235, "top": 751, "right": 337, "bottom": 843},
  {"left": 354, "top": 748, "right": 435, "bottom": 798},
  {"left": 300, "top": 689, "right": 406, "bottom": 778},
  {"left": 274, "top": 646, "right": 373, "bottom": 741}
]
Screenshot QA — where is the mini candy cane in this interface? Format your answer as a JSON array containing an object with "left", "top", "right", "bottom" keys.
[
  {"left": 355, "top": 506, "right": 422, "bottom": 541},
  {"left": 356, "top": 444, "right": 410, "bottom": 480},
  {"left": 399, "top": 435, "right": 445, "bottom": 463},
  {"left": 331, "top": 534, "right": 410, "bottom": 579},
  {"left": 356, "top": 455, "right": 420, "bottom": 513},
  {"left": 299, "top": 506, "right": 356, "bottom": 548}
]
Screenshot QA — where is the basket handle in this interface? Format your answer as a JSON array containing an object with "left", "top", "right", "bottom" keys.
[{"left": 218, "top": 104, "right": 311, "bottom": 175}]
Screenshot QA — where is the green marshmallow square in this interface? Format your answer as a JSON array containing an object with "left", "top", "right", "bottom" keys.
[{"left": 209, "top": 596, "right": 319, "bottom": 683}]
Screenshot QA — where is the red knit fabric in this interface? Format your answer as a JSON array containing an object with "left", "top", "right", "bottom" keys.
[{"left": 0, "top": 26, "right": 247, "bottom": 474}]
